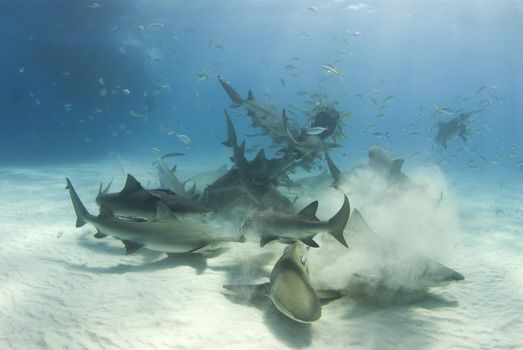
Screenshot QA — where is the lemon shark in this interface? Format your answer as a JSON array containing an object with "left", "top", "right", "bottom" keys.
[
  {"left": 154, "top": 153, "right": 196, "bottom": 198},
  {"left": 96, "top": 174, "right": 212, "bottom": 219},
  {"left": 222, "top": 110, "right": 293, "bottom": 213},
  {"left": 66, "top": 178, "right": 243, "bottom": 254},
  {"left": 348, "top": 209, "right": 465, "bottom": 286},
  {"left": 242, "top": 194, "right": 350, "bottom": 248},
  {"left": 218, "top": 76, "right": 287, "bottom": 142},
  {"left": 224, "top": 242, "right": 342, "bottom": 323},
  {"left": 434, "top": 110, "right": 480, "bottom": 149}
]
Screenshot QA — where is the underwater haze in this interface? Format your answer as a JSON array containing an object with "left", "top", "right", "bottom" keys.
[{"left": 1, "top": 1, "right": 522, "bottom": 349}]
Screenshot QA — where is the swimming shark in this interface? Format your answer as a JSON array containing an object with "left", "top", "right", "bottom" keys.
[
  {"left": 218, "top": 76, "right": 287, "bottom": 142},
  {"left": 66, "top": 178, "right": 243, "bottom": 254},
  {"left": 96, "top": 174, "right": 212, "bottom": 218},
  {"left": 154, "top": 153, "right": 196, "bottom": 198},
  {"left": 283, "top": 112, "right": 340, "bottom": 157},
  {"left": 233, "top": 140, "right": 294, "bottom": 213},
  {"left": 353, "top": 145, "right": 415, "bottom": 188},
  {"left": 185, "top": 164, "right": 229, "bottom": 193},
  {"left": 286, "top": 129, "right": 340, "bottom": 157},
  {"left": 242, "top": 194, "right": 350, "bottom": 248},
  {"left": 223, "top": 110, "right": 297, "bottom": 183},
  {"left": 434, "top": 110, "right": 480, "bottom": 149},
  {"left": 347, "top": 209, "right": 465, "bottom": 286},
  {"left": 224, "top": 242, "right": 337, "bottom": 323},
  {"left": 222, "top": 111, "right": 293, "bottom": 212}
]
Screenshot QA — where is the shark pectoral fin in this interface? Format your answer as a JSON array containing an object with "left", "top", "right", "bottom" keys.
[
  {"left": 189, "top": 244, "right": 211, "bottom": 253},
  {"left": 155, "top": 202, "right": 177, "bottom": 220},
  {"left": 190, "top": 246, "right": 231, "bottom": 258},
  {"left": 298, "top": 200, "right": 319, "bottom": 221},
  {"left": 316, "top": 289, "right": 345, "bottom": 305},
  {"left": 300, "top": 237, "right": 319, "bottom": 248},
  {"left": 94, "top": 231, "right": 108, "bottom": 239},
  {"left": 120, "top": 174, "right": 143, "bottom": 194},
  {"left": 260, "top": 236, "right": 279, "bottom": 247},
  {"left": 121, "top": 240, "right": 144, "bottom": 254}
]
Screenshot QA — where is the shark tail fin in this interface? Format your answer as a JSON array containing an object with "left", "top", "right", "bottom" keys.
[
  {"left": 65, "top": 178, "right": 91, "bottom": 228},
  {"left": 327, "top": 195, "right": 350, "bottom": 248}
]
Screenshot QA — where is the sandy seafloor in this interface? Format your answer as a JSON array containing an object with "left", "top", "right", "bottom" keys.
[{"left": 1, "top": 158, "right": 522, "bottom": 350}]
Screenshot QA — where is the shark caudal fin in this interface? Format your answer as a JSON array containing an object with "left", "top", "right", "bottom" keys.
[
  {"left": 327, "top": 195, "right": 350, "bottom": 248},
  {"left": 65, "top": 178, "right": 93, "bottom": 227},
  {"left": 218, "top": 76, "right": 244, "bottom": 108}
]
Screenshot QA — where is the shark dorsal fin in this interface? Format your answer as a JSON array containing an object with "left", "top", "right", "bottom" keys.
[
  {"left": 247, "top": 90, "right": 255, "bottom": 101},
  {"left": 155, "top": 202, "right": 177, "bottom": 220},
  {"left": 121, "top": 174, "right": 143, "bottom": 194},
  {"left": 390, "top": 159, "right": 405, "bottom": 176},
  {"left": 298, "top": 201, "right": 319, "bottom": 221},
  {"left": 99, "top": 179, "right": 113, "bottom": 195},
  {"left": 253, "top": 149, "right": 267, "bottom": 164}
]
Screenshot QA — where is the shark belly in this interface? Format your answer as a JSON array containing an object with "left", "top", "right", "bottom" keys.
[
  {"left": 270, "top": 270, "right": 321, "bottom": 323},
  {"left": 93, "top": 219, "right": 209, "bottom": 253}
]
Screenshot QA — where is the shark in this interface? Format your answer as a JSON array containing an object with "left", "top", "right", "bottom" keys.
[
  {"left": 286, "top": 129, "right": 340, "bottom": 157},
  {"left": 351, "top": 145, "right": 417, "bottom": 189},
  {"left": 218, "top": 76, "right": 288, "bottom": 142},
  {"left": 224, "top": 242, "right": 342, "bottom": 323},
  {"left": 434, "top": 110, "right": 481, "bottom": 149},
  {"left": 154, "top": 153, "right": 196, "bottom": 198},
  {"left": 347, "top": 208, "right": 465, "bottom": 287},
  {"left": 96, "top": 174, "right": 212, "bottom": 218},
  {"left": 233, "top": 140, "right": 294, "bottom": 213},
  {"left": 221, "top": 110, "right": 294, "bottom": 213},
  {"left": 283, "top": 112, "right": 340, "bottom": 158},
  {"left": 66, "top": 178, "right": 243, "bottom": 254},
  {"left": 242, "top": 194, "right": 350, "bottom": 248}
]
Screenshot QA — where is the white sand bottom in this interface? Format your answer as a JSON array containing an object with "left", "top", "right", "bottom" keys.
[{"left": 0, "top": 160, "right": 522, "bottom": 349}]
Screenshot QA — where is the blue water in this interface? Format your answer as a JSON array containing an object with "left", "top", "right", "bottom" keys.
[{"left": 1, "top": 0, "right": 522, "bottom": 179}]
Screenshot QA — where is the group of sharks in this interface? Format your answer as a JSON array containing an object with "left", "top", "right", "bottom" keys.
[{"left": 65, "top": 76, "right": 464, "bottom": 323}]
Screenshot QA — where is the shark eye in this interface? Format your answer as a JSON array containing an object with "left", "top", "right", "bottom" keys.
[{"left": 300, "top": 255, "right": 307, "bottom": 265}]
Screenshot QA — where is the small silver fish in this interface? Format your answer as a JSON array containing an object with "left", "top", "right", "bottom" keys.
[
  {"left": 147, "top": 23, "right": 165, "bottom": 29},
  {"left": 176, "top": 133, "right": 192, "bottom": 145}
]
